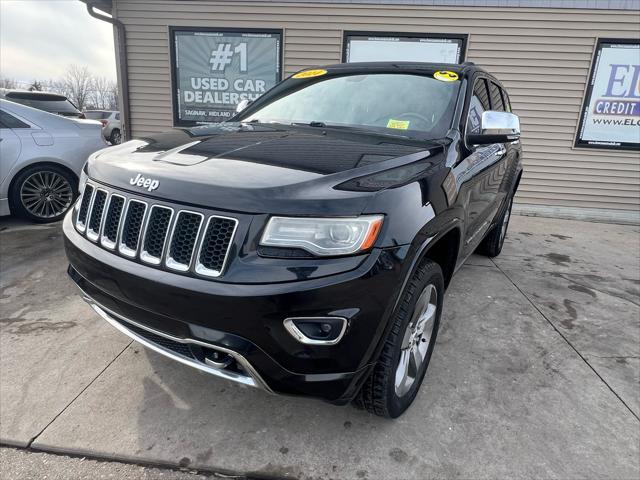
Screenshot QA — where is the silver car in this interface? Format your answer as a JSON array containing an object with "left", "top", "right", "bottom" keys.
[
  {"left": 0, "top": 99, "right": 107, "bottom": 222},
  {"left": 84, "top": 110, "right": 122, "bottom": 144}
]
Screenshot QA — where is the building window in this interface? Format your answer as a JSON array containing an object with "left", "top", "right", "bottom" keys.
[
  {"left": 343, "top": 32, "right": 466, "bottom": 64},
  {"left": 169, "top": 27, "right": 283, "bottom": 126},
  {"left": 575, "top": 38, "right": 640, "bottom": 151}
]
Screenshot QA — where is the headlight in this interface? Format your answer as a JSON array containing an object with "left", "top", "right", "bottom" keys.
[{"left": 260, "top": 215, "right": 384, "bottom": 256}]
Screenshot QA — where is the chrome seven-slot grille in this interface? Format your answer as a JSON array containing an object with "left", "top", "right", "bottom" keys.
[{"left": 75, "top": 182, "right": 238, "bottom": 278}]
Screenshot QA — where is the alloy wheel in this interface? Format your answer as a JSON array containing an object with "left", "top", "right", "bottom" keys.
[
  {"left": 394, "top": 283, "right": 438, "bottom": 397},
  {"left": 20, "top": 171, "right": 73, "bottom": 219}
]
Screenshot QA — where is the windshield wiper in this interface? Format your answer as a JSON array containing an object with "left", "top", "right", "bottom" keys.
[{"left": 292, "top": 121, "right": 327, "bottom": 128}]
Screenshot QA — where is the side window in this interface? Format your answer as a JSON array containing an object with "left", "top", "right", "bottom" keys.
[
  {"left": 501, "top": 88, "right": 512, "bottom": 113},
  {"left": 466, "top": 78, "right": 490, "bottom": 135},
  {"left": 115, "top": 113, "right": 120, "bottom": 120},
  {"left": 489, "top": 82, "right": 505, "bottom": 112},
  {"left": 0, "top": 110, "right": 30, "bottom": 129}
]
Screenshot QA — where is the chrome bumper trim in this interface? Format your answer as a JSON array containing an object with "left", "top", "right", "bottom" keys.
[
  {"left": 283, "top": 317, "right": 348, "bottom": 345},
  {"left": 80, "top": 294, "right": 273, "bottom": 393}
]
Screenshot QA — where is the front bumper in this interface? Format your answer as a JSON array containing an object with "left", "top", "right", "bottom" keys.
[
  {"left": 81, "top": 293, "right": 273, "bottom": 391},
  {"left": 64, "top": 212, "right": 409, "bottom": 403}
]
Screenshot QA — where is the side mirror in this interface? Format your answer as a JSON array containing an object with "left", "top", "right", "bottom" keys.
[
  {"left": 235, "top": 99, "right": 252, "bottom": 114},
  {"left": 467, "top": 111, "right": 520, "bottom": 145}
]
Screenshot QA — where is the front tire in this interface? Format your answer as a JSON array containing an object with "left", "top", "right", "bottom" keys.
[
  {"left": 9, "top": 164, "right": 77, "bottom": 223},
  {"left": 353, "top": 259, "right": 444, "bottom": 418}
]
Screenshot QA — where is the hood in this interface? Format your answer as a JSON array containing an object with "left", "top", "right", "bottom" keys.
[{"left": 87, "top": 123, "right": 442, "bottom": 215}]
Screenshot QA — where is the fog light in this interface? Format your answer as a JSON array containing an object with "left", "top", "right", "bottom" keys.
[
  {"left": 284, "top": 317, "right": 348, "bottom": 345},
  {"left": 203, "top": 349, "right": 233, "bottom": 369}
]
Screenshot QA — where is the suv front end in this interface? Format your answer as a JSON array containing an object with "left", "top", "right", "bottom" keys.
[{"left": 63, "top": 173, "right": 414, "bottom": 403}]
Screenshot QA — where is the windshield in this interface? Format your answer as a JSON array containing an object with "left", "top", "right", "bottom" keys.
[{"left": 241, "top": 73, "right": 459, "bottom": 139}]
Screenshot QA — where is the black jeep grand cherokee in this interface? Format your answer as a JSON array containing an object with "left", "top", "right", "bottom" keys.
[{"left": 64, "top": 62, "right": 522, "bottom": 418}]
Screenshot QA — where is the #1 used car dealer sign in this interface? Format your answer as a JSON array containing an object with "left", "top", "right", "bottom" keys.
[
  {"left": 576, "top": 39, "right": 640, "bottom": 151},
  {"left": 171, "top": 28, "right": 282, "bottom": 126}
]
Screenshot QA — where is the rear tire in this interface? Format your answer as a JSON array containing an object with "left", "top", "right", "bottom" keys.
[
  {"left": 9, "top": 164, "right": 77, "bottom": 223},
  {"left": 476, "top": 195, "right": 513, "bottom": 258},
  {"left": 353, "top": 259, "right": 444, "bottom": 418},
  {"left": 109, "top": 128, "right": 122, "bottom": 145}
]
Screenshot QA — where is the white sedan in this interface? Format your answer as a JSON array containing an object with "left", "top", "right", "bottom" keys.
[{"left": 0, "top": 99, "right": 107, "bottom": 222}]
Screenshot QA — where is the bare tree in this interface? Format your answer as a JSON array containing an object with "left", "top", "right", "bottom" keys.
[
  {"left": 60, "top": 64, "right": 92, "bottom": 110},
  {"left": 44, "top": 78, "right": 64, "bottom": 94},
  {"left": 0, "top": 77, "right": 18, "bottom": 89},
  {"left": 108, "top": 81, "right": 119, "bottom": 110},
  {"left": 28, "top": 80, "right": 44, "bottom": 91},
  {"left": 89, "top": 76, "right": 116, "bottom": 110}
]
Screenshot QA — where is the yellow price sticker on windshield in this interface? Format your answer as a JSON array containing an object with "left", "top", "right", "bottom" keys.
[
  {"left": 292, "top": 69, "right": 327, "bottom": 79},
  {"left": 434, "top": 70, "right": 459, "bottom": 82},
  {"left": 387, "top": 119, "right": 410, "bottom": 130}
]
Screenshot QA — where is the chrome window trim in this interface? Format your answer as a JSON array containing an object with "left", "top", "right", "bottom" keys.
[
  {"left": 100, "top": 193, "right": 126, "bottom": 250},
  {"left": 165, "top": 210, "right": 204, "bottom": 272},
  {"left": 86, "top": 188, "right": 109, "bottom": 242},
  {"left": 75, "top": 183, "right": 95, "bottom": 233},
  {"left": 140, "top": 205, "right": 175, "bottom": 266},
  {"left": 194, "top": 215, "right": 239, "bottom": 278},
  {"left": 79, "top": 292, "right": 273, "bottom": 393},
  {"left": 283, "top": 317, "right": 348, "bottom": 346},
  {"left": 118, "top": 199, "right": 148, "bottom": 258}
]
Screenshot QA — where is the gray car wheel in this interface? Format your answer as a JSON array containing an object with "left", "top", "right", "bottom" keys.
[{"left": 10, "top": 165, "right": 77, "bottom": 223}]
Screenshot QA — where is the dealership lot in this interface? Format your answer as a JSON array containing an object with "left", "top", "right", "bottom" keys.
[{"left": 1, "top": 214, "right": 638, "bottom": 479}]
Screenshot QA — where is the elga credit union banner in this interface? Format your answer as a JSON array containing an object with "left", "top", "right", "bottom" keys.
[
  {"left": 576, "top": 40, "right": 640, "bottom": 151},
  {"left": 171, "top": 29, "right": 281, "bottom": 125}
]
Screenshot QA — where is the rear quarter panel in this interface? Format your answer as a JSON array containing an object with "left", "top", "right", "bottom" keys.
[{"left": 3, "top": 126, "right": 106, "bottom": 199}]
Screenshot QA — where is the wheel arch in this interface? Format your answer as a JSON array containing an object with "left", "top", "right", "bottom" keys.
[
  {"left": 422, "top": 226, "right": 462, "bottom": 289},
  {"left": 396, "top": 221, "right": 464, "bottom": 305}
]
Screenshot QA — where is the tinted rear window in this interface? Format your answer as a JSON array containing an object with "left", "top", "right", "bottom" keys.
[
  {"left": 85, "top": 111, "right": 111, "bottom": 120},
  {"left": 7, "top": 96, "right": 80, "bottom": 115}
]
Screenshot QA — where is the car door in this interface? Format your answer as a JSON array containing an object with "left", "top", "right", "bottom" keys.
[
  {"left": 455, "top": 76, "right": 509, "bottom": 257},
  {"left": 0, "top": 110, "right": 25, "bottom": 186}
]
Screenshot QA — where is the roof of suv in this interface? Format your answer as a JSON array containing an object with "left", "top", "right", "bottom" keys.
[
  {"left": 299, "top": 61, "right": 499, "bottom": 84},
  {"left": 316, "top": 61, "right": 482, "bottom": 74}
]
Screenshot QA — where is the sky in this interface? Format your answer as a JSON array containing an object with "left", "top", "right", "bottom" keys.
[{"left": 0, "top": 0, "right": 116, "bottom": 85}]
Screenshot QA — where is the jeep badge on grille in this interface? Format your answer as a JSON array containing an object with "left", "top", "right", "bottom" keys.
[{"left": 130, "top": 173, "right": 159, "bottom": 192}]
